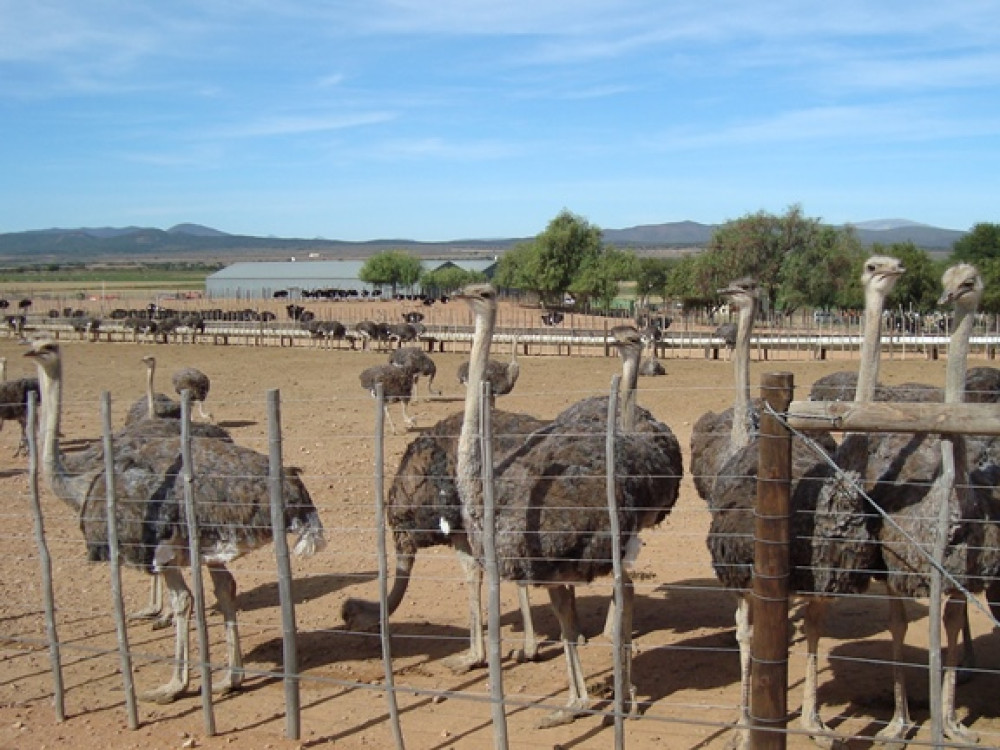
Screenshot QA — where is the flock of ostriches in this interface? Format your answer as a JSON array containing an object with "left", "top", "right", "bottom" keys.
[{"left": 5, "top": 256, "right": 1000, "bottom": 747}]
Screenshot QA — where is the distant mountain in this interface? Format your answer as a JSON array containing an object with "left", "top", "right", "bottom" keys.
[{"left": 0, "top": 218, "right": 966, "bottom": 263}]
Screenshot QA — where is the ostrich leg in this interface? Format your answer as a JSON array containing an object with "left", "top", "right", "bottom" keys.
[
  {"left": 138, "top": 565, "right": 192, "bottom": 704},
  {"left": 443, "top": 551, "right": 487, "bottom": 672},
  {"left": 876, "top": 597, "right": 914, "bottom": 746},
  {"left": 942, "top": 596, "right": 978, "bottom": 744},
  {"left": 537, "top": 584, "right": 590, "bottom": 728},
  {"left": 129, "top": 574, "right": 173, "bottom": 630},
  {"left": 799, "top": 598, "right": 842, "bottom": 749},
  {"left": 209, "top": 564, "right": 243, "bottom": 694}
]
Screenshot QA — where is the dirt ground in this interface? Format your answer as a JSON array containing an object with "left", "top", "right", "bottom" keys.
[{"left": 1, "top": 324, "right": 999, "bottom": 750}]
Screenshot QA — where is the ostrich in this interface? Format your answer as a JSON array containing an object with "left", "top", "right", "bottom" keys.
[
  {"left": 124, "top": 355, "right": 181, "bottom": 425},
  {"left": 172, "top": 367, "right": 213, "bottom": 422},
  {"left": 340, "top": 409, "right": 548, "bottom": 670},
  {"left": 389, "top": 347, "right": 442, "bottom": 398},
  {"left": 456, "top": 335, "right": 520, "bottom": 406},
  {"left": 23, "top": 339, "right": 325, "bottom": 704},
  {"left": 0, "top": 375, "right": 41, "bottom": 457},
  {"left": 714, "top": 321, "right": 739, "bottom": 360},
  {"left": 637, "top": 327, "right": 665, "bottom": 377},
  {"left": 706, "top": 258, "right": 905, "bottom": 748},
  {"left": 867, "top": 264, "right": 1000, "bottom": 746},
  {"left": 690, "top": 277, "right": 761, "bottom": 503},
  {"left": 125, "top": 355, "right": 232, "bottom": 628},
  {"left": 453, "top": 283, "right": 682, "bottom": 726},
  {"left": 359, "top": 362, "right": 417, "bottom": 434}
]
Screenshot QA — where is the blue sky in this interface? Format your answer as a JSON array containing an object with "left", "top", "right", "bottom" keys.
[{"left": 2, "top": 1, "right": 998, "bottom": 241}]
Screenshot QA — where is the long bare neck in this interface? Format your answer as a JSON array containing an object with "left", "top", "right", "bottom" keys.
[
  {"left": 456, "top": 302, "right": 495, "bottom": 507},
  {"left": 36, "top": 359, "right": 81, "bottom": 511},
  {"left": 946, "top": 304, "right": 974, "bottom": 404},
  {"left": 730, "top": 301, "right": 755, "bottom": 450},
  {"left": 619, "top": 347, "right": 640, "bottom": 432},
  {"left": 146, "top": 362, "right": 156, "bottom": 417},
  {"left": 856, "top": 285, "right": 887, "bottom": 403}
]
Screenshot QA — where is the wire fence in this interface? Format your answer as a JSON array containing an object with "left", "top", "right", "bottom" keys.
[{"left": 3, "top": 352, "right": 1000, "bottom": 749}]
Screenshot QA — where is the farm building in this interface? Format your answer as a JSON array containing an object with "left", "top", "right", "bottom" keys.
[{"left": 204, "top": 258, "right": 496, "bottom": 300}]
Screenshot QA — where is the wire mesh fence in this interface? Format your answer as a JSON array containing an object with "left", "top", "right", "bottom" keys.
[{"left": 1, "top": 338, "right": 1000, "bottom": 749}]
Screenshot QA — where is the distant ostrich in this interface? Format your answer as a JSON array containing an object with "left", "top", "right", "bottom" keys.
[
  {"left": 706, "top": 258, "right": 905, "bottom": 748},
  {"left": 172, "top": 367, "right": 213, "bottom": 422},
  {"left": 389, "top": 347, "right": 442, "bottom": 398},
  {"left": 456, "top": 335, "right": 520, "bottom": 406},
  {"left": 637, "top": 328, "right": 665, "bottom": 376},
  {"left": 690, "top": 278, "right": 761, "bottom": 503},
  {"left": 453, "top": 284, "right": 682, "bottom": 726},
  {"left": 0, "top": 373, "right": 40, "bottom": 457},
  {"left": 714, "top": 321, "right": 739, "bottom": 360},
  {"left": 24, "top": 339, "right": 325, "bottom": 703},
  {"left": 359, "top": 363, "right": 417, "bottom": 434},
  {"left": 124, "top": 355, "right": 181, "bottom": 425},
  {"left": 868, "top": 264, "right": 1000, "bottom": 745}
]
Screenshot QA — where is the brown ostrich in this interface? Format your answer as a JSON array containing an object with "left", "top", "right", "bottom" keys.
[
  {"left": 24, "top": 339, "right": 325, "bottom": 704},
  {"left": 453, "top": 284, "right": 682, "bottom": 727}
]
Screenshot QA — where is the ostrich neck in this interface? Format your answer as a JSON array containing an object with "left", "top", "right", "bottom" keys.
[
  {"left": 619, "top": 348, "right": 640, "bottom": 432},
  {"left": 146, "top": 363, "right": 156, "bottom": 416},
  {"left": 946, "top": 306, "right": 974, "bottom": 403},
  {"left": 456, "top": 303, "right": 496, "bottom": 509},
  {"left": 855, "top": 285, "right": 888, "bottom": 403},
  {"left": 36, "top": 360, "right": 82, "bottom": 512},
  {"left": 730, "top": 302, "right": 755, "bottom": 450}
]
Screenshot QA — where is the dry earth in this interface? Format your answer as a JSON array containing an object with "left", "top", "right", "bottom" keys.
[{"left": 0, "top": 322, "right": 999, "bottom": 750}]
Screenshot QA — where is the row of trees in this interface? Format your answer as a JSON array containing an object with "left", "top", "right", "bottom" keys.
[{"left": 358, "top": 208, "right": 1000, "bottom": 315}]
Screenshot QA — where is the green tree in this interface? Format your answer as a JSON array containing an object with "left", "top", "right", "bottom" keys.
[
  {"left": 634, "top": 258, "right": 672, "bottom": 307},
  {"left": 697, "top": 205, "right": 819, "bottom": 311},
  {"left": 532, "top": 209, "right": 604, "bottom": 304},
  {"left": 359, "top": 250, "right": 423, "bottom": 296},
  {"left": 777, "top": 225, "right": 864, "bottom": 313},
  {"left": 570, "top": 246, "right": 637, "bottom": 310},
  {"left": 951, "top": 223, "right": 1000, "bottom": 265},
  {"left": 493, "top": 241, "right": 539, "bottom": 291},
  {"left": 420, "top": 266, "right": 486, "bottom": 294},
  {"left": 663, "top": 255, "right": 705, "bottom": 309},
  {"left": 975, "top": 258, "right": 1000, "bottom": 314},
  {"left": 874, "top": 242, "right": 940, "bottom": 312}
]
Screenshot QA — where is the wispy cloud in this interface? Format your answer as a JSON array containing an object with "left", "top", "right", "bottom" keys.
[{"left": 219, "top": 112, "right": 396, "bottom": 138}]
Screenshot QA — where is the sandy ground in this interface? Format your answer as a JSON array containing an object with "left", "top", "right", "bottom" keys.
[{"left": 0, "top": 327, "right": 999, "bottom": 750}]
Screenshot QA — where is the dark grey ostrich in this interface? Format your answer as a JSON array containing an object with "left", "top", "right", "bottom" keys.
[
  {"left": 453, "top": 284, "right": 682, "bottom": 727},
  {"left": 359, "top": 362, "right": 416, "bottom": 434},
  {"left": 706, "top": 257, "right": 905, "bottom": 748},
  {"left": 340, "top": 409, "right": 548, "bottom": 670},
  {"left": 456, "top": 335, "right": 519, "bottom": 406},
  {"left": 637, "top": 328, "right": 665, "bottom": 377},
  {"left": 172, "top": 367, "right": 213, "bottom": 422},
  {"left": 389, "top": 347, "right": 442, "bottom": 398},
  {"left": 867, "top": 263, "right": 1000, "bottom": 746},
  {"left": 24, "top": 339, "right": 325, "bottom": 704},
  {"left": 125, "top": 354, "right": 232, "bottom": 628},
  {"left": 690, "top": 278, "right": 760, "bottom": 503},
  {"left": 0, "top": 372, "right": 40, "bottom": 457}
]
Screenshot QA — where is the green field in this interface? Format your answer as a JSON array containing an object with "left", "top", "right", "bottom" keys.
[{"left": 0, "top": 263, "right": 217, "bottom": 290}]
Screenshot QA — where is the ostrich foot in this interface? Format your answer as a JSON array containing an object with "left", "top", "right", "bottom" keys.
[
  {"left": 599, "top": 684, "right": 640, "bottom": 725},
  {"left": 724, "top": 728, "right": 749, "bottom": 750},
  {"left": 211, "top": 672, "right": 243, "bottom": 696},
  {"left": 511, "top": 644, "right": 540, "bottom": 663},
  {"left": 799, "top": 715, "right": 845, "bottom": 749},
  {"left": 441, "top": 649, "right": 485, "bottom": 674},
  {"left": 536, "top": 697, "right": 588, "bottom": 729},
  {"left": 150, "top": 612, "right": 174, "bottom": 631},
  {"left": 874, "top": 716, "right": 913, "bottom": 750},
  {"left": 138, "top": 679, "right": 187, "bottom": 705},
  {"left": 944, "top": 718, "right": 978, "bottom": 746}
]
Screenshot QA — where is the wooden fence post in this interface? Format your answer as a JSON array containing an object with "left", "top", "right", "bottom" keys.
[{"left": 751, "top": 372, "right": 793, "bottom": 750}]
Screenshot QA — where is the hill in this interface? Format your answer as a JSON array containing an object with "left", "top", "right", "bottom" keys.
[{"left": 0, "top": 219, "right": 966, "bottom": 263}]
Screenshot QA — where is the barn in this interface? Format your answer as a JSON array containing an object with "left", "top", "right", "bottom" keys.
[{"left": 204, "top": 258, "right": 497, "bottom": 300}]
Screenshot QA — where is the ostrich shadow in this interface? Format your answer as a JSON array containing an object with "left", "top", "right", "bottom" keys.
[
  {"left": 237, "top": 571, "right": 375, "bottom": 612},
  {"left": 216, "top": 419, "right": 256, "bottom": 429}
]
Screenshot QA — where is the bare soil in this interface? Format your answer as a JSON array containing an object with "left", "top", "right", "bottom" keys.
[{"left": 1, "top": 329, "right": 999, "bottom": 750}]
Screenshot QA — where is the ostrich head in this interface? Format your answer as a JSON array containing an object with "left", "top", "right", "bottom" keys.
[
  {"left": 862, "top": 255, "right": 906, "bottom": 298},
  {"left": 717, "top": 277, "right": 759, "bottom": 313},
  {"left": 23, "top": 338, "right": 60, "bottom": 378},
  {"left": 938, "top": 263, "right": 983, "bottom": 309}
]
